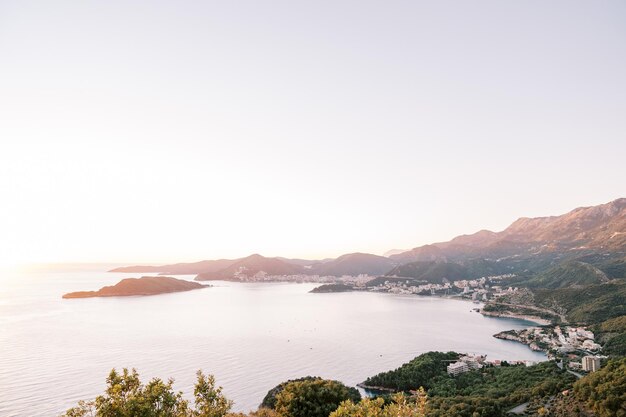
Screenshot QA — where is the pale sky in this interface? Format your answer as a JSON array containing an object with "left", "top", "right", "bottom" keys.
[{"left": 1, "top": 1, "right": 625, "bottom": 265}]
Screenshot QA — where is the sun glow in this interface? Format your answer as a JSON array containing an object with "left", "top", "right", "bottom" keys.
[{"left": 1, "top": 1, "right": 625, "bottom": 265}]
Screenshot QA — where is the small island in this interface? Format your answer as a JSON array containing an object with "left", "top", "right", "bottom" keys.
[
  {"left": 62, "top": 276, "right": 207, "bottom": 299},
  {"left": 309, "top": 284, "right": 355, "bottom": 293}
]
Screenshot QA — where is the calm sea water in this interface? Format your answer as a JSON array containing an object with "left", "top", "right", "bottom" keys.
[{"left": 0, "top": 267, "right": 545, "bottom": 416}]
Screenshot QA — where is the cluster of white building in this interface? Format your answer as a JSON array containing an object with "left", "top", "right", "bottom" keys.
[
  {"left": 490, "top": 285, "right": 519, "bottom": 298},
  {"left": 569, "top": 355, "right": 603, "bottom": 372},
  {"left": 453, "top": 277, "right": 487, "bottom": 290},
  {"left": 447, "top": 355, "right": 485, "bottom": 376},
  {"left": 446, "top": 354, "right": 539, "bottom": 376},
  {"left": 371, "top": 280, "right": 453, "bottom": 294},
  {"left": 554, "top": 326, "right": 601, "bottom": 353},
  {"left": 370, "top": 274, "right": 520, "bottom": 298},
  {"left": 231, "top": 268, "right": 373, "bottom": 284},
  {"left": 496, "top": 325, "right": 603, "bottom": 360}
]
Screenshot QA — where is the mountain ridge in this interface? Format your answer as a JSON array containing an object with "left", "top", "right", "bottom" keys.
[
  {"left": 391, "top": 198, "right": 626, "bottom": 265},
  {"left": 308, "top": 253, "right": 396, "bottom": 277},
  {"left": 195, "top": 254, "right": 304, "bottom": 281},
  {"left": 109, "top": 198, "right": 625, "bottom": 281}
]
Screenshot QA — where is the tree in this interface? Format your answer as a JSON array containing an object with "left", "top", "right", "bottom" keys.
[
  {"left": 574, "top": 358, "right": 626, "bottom": 417},
  {"left": 260, "top": 377, "right": 320, "bottom": 409},
  {"left": 193, "top": 371, "right": 233, "bottom": 417},
  {"left": 273, "top": 378, "right": 361, "bottom": 417},
  {"left": 62, "top": 369, "right": 232, "bottom": 417},
  {"left": 362, "top": 351, "right": 459, "bottom": 391},
  {"left": 330, "top": 390, "right": 428, "bottom": 417}
]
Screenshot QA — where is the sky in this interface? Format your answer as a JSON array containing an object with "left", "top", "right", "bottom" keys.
[{"left": 0, "top": 1, "right": 625, "bottom": 266}]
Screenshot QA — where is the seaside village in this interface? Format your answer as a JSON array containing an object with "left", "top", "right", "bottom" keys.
[
  {"left": 364, "top": 274, "right": 516, "bottom": 299},
  {"left": 233, "top": 267, "right": 518, "bottom": 301},
  {"left": 447, "top": 325, "right": 606, "bottom": 378},
  {"left": 445, "top": 350, "right": 603, "bottom": 377},
  {"left": 227, "top": 268, "right": 510, "bottom": 300},
  {"left": 229, "top": 260, "right": 530, "bottom": 299},
  {"left": 230, "top": 268, "right": 374, "bottom": 284},
  {"left": 493, "top": 325, "right": 605, "bottom": 372}
]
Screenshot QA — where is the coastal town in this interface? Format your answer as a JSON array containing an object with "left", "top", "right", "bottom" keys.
[
  {"left": 445, "top": 336, "right": 604, "bottom": 378},
  {"left": 494, "top": 325, "right": 605, "bottom": 371},
  {"left": 230, "top": 266, "right": 521, "bottom": 302},
  {"left": 229, "top": 267, "right": 375, "bottom": 285},
  {"left": 445, "top": 354, "right": 539, "bottom": 376},
  {"left": 359, "top": 274, "right": 517, "bottom": 300}
]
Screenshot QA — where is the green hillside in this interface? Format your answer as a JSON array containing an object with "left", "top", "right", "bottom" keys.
[
  {"left": 385, "top": 261, "right": 467, "bottom": 283},
  {"left": 310, "top": 253, "right": 396, "bottom": 277},
  {"left": 362, "top": 352, "right": 575, "bottom": 417},
  {"left": 573, "top": 357, "right": 626, "bottom": 417},
  {"left": 533, "top": 279, "right": 626, "bottom": 324},
  {"left": 522, "top": 261, "right": 609, "bottom": 289},
  {"left": 362, "top": 351, "right": 459, "bottom": 391},
  {"left": 593, "top": 315, "right": 626, "bottom": 356}
]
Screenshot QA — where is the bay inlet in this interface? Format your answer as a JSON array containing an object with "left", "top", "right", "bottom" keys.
[{"left": 0, "top": 268, "right": 545, "bottom": 416}]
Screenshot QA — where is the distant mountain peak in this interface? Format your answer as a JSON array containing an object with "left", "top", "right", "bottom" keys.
[
  {"left": 391, "top": 197, "right": 626, "bottom": 264},
  {"left": 383, "top": 249, "right": 408, "bottom": 257},
  {"left": 309, "top": 252, "right": 397, "bottom": 277}
]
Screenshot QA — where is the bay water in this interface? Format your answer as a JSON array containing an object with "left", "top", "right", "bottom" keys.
[{"left": 0, "top": 267, "right": 545, "bottom": 416}]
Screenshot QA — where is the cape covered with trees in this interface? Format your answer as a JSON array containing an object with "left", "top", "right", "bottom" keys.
[{"left": 61, "top": 354, "right": 626, "bottom": 417}]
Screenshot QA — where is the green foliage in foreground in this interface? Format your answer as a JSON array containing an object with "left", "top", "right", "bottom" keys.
[
  {"left": 63, "top": 368, "right": 232, "bottom": 417},
  {"left": 330, "top": 391, "right": 427, "bottom": 417},
  {"left": 61, "top": 351, "right": 626, "bottom": 417},
  {"left": 63, "top": 371, "right": 359, "bottom": 417},
  {"left": 260, "top": 377, "right": 320, "bottom": 410},
  {"left": 363, "top": 351, "right": 459, "bottom": 391},
  {"left": 273, "top": 378, "right": 361, "bottom": 417},
  {"left": 427, "top": 396, "right": 502, "bottom": 417},
  {"left": 574, "top": 358, "right": 626, "bottom": 417}
]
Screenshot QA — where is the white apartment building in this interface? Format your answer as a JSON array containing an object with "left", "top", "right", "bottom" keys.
[
  {"left": 447, "top": 361, "right": 469, "bottom": 376},
  {"left": 582, "top": 356, "right": 601, "bottom": 372}
]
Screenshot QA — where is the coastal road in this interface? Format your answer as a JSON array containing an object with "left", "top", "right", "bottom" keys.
[
  {"left": 490, "top": 302, "right": 567, "bottom": 323},
  {"left": 508, "top": 402, "right": 529, "bottom": 415},
  {"left": 567, "top": 369, "right": 583, "bottom": 379}
]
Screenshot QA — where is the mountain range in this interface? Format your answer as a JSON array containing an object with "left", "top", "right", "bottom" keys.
[
  {"left": 392, "top": 198, "right": 626, "bottom": 263},
  {"left": 112, "top": 252, "right": 397, "bottom": 280},
  {"left": 110, "top": 198, "right": 625, "bottom": 285}
]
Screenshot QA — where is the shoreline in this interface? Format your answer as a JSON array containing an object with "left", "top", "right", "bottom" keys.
[
  {"left": 310, "top": 284, "right": 553, "bottom": 327},
  {"left": 356, "top": 383, "right": 397, "bottom": 393},
  {"left": 480, "top": 310, "right": 552, "bottom": 326},
  {"left": 493, "top": 331, "right": 547, "bottom": 353}
]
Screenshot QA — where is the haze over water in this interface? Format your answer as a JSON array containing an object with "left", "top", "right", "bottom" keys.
[{"left": 0, "top": 267, "right": 545, "bottom": 416}]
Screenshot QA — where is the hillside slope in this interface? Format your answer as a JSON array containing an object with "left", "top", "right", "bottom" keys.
[
  {"left": 309, "top": 253, "right": 396, "bottom": 277},
  {"left": 109, "top": 259, "right": 239, "bottom": 274},
  {"left": 195, "top": 254, "right": 303, "bottom": 280},
  {"left": 522, "top": 261, "right": 609, "bottom": 289},
  {"left": 391, "top": 198, "right": 626, "bottom": 275}
]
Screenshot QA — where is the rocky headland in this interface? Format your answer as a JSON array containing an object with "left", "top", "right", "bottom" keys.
[{"left": 62, "top": 276, "right": 207, "bottom": 298}]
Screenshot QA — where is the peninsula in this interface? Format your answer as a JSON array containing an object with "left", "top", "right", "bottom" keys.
[{"left": 62, "top": 276, "right": 206, "bottom": 298}]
